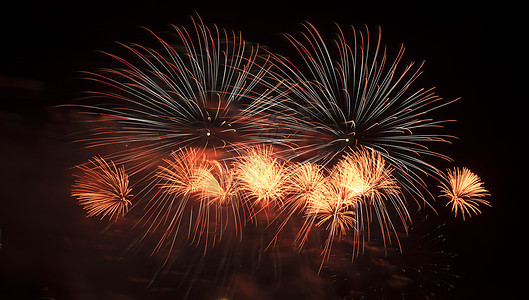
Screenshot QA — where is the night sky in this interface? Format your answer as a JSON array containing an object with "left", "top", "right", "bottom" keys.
[{"left": 0, "top": 1, "right": 522, "bottom": 299}]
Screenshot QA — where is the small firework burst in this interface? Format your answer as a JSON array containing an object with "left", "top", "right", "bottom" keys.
[
  {"left": 439, "top": 167, "right": 490, "bottom": 220},
  {"left": 233, "top": 146, "right": 288, "bottom": 214},
  {"left": 156, "top": 147, "right": 212, "bottom": 197},
  {"left": 144, "top": 148, "right": 243, "bottom": 255},
  {"left": 71, "top": 156, "right": 132, "bottom": 221},
  {"left": 330, "top": 148, "right": 408, "bottom": 251},
  {"left": 193, "top": 160, "right": 238, "bottom": 206},
  {"left": 192, "top": 159, "right": 245, "bottom": 241},
  {"left": 295, "top": 148, "right": 406, "bottom": 268},
  {"left": 331, "top": 148, "right": 401, "bottom": 200},
  {"left": 284, "top": 162, "right": 329, "bottom": 215},
  {"left": 305, "top": 177, "right": 358, "bottom": 265}
]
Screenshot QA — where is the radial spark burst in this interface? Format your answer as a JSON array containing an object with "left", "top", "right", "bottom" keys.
[
  {"left": 145, "top": 148, "right": 243, "bottom": 255},
  {"left": 294, "top": 148, "right": 406, "bottom": 268},
  {"left": 71, "top": 156, "right": 133, "bottom": 221},
  {"left": 233, "top": 146, "right": 288, "bottom": 215},
  {"left": 305, "top": 177, "right": 358, "bottom": 265},
  {"left": 265, "top": 23, "right": 457, "bottom": 203},
  {"left": 439, "top": 167, "right": 490, "bottom": 220},
  {"left": 74, "top": 15, "right": 279, "bottom": 176},
  {"left": 156, "top": 147, "right": 212, "bottom": 196},
  {"left": 284, "top": 162, "right": 329, "bottom": 215},
  {"left": 193, "top": 160, "right": 238, "bottom": 206},
  {"left": 331, "top": 148, "right": 407, "bottom": 247}
]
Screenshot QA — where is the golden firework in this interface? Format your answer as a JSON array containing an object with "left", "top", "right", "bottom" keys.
[
  {"left": 439, "top": 167, "right": 490, "bottom": 220},
  {"left": 193, "top": 161, "right": 238, "bottom": 206},
  {"left": 71, "top": 156, "right": 132, "bottom": 221},
  {"left": 233, "top": 146, "right": 287, "bottom": 211},
  {"left": 285, "top": 162, "right": 329, "bottom": 212},
  {"left": 298, "top": 148, "right": 407, "bottom": 265},
  {"left": 157, "top": 148, "right": 211, "bottom": 197},
  {"left": 331, "top": 148, "right": 401, "bottom": 201}
]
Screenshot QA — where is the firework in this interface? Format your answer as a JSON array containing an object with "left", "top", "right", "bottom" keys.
[
  {"left": 71, "top": 156, "right": 133, "bottom": 221},
  {"left": 297, "top": 147, "right": 405, "bottom": 267},
  {"left": 305, "top": 177, "right": 357, "bottom": 264},
  {"left": 257, "top": 161, "right": 325, "bottom": 251},
  {"left": 141, "top": 148, "right": 244, "bottom": 256},
  {"left": 193, "top": 159, "right": 245, "bottom": 241},
  {"left": 233, "top": 146, "right": 288, "bottom": 217},
  {"left": 73, "top": 15, "right": 280, "bottom": 177},
  {"left": 156, "top": 148, "right": 212, "bottom": 196},
  {"left": 331, "top": 148, "right": 407, "bottom": 248},
  {"left": 193, "top": 160, "right": 238, "bottom": 206},
  {"left": 439, "top": 167, "right": 490, "bottom": 220},
  {"left": 264, "top": 23, "right": 457, "bottom": 204},
  {"left": 285, "top": 162, "right": 328, "bottom": 208}
]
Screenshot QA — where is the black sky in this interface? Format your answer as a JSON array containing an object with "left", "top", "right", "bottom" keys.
[{"left": 0, "top": 1, "right": 523, "bottom": 299}]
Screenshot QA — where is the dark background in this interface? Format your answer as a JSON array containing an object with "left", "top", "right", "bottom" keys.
[{"left": 0, "top": 1, "right": 522, "bottom": 299}]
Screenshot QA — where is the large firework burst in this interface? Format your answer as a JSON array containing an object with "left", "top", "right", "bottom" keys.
[
  {"left": 74, "top": 15, "right": 280, "bottom": 177},
  {"left": 68, "top": 15, "right": 282, "bottom": 260},
  {"left": 265, "top": 23, "right": 457, "bottom": 204}
]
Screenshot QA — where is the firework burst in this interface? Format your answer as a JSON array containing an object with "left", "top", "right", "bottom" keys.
[
  {"left": 142, "top": 148, "right": 243, "bottom": 256},
  {"left": 265, "top": 23, "right": 457, "bottom": 205},
  {"left": 73, "top": 15, "right": 279, "bottom": 177},
  {"left": 330, "top": 148, "right": 407, "bottom": 249},
  {"left": 284, "top": 162, "right": 329, "bottom": 219},
  {"left": 68, "top": 15, "right": 282, "bottom": 260},
  {"left": 194, "top": 160, "right": 238, "bottom": 206},
  {"left": 305, "top": 177, "right": 358, "bottom": 266},
  {"left": 296, "top": 147, "right": 405, "bottom": 267},
  {"left": 232, "top": 146, "right": 288, "bottom": 220},
  {"left": 71, "top": 156, "right": 133, "bottom": 221},
  {"left": 439, "top": 167, "right": 490, "bottom": 220}
]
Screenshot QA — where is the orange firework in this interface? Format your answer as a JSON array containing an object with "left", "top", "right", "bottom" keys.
[
  {"left": 192, "top": 160, "right": 244, "bottom": 241},
  {"left": 156, "top": 148, "right": 211, "bottom": 197},
  {"left": 285, "top": 162, "right": 329, "bottom": 214},
  {"left": 143, "top": 148, "right": 212, "bottom": 256},
  {"left": 233, "top": 146, "right": 287, "bottom": 214},
  {"left": 439, "top": 167, "right": 490, "bottom": 220},
  {"left": 305, "top": 179, "right": 358, "bottom": 265},
  {"left": 331, "top": 148, "right": 401, "bottom": 201},
  {"left": 298, "top": 148, "right": 406, "bottom": 267},
  {"left": 154, "top": 149, "right": 214, "bottom": 247},
  {"left": 331, "top": 148, "right": 407, "bottom": 253},
  {"left": 148, "top": 148, "right": 243, "bottom": 255},
  {"left": 71, "top": 156, "right": 132, "bottom": 221},
  {"left": 193, "top": 160, "right": 238, "bottom": 206},
  {"left": 276, "top": 162, "right": 330, "bottom": 248}
]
